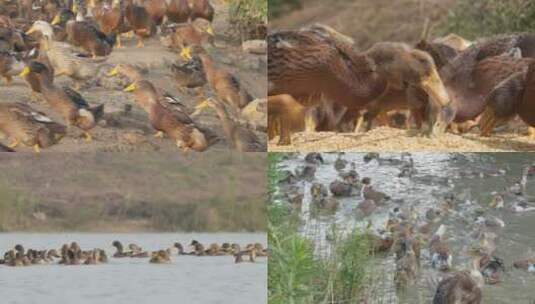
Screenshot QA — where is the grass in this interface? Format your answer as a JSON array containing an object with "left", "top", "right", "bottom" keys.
[
  {"left": 268, "top": 153, "right": 374, "bottom": 303},
  {"left": 228, "top": 0, "right": 267, "bottom": 40},
  {"left": 0, "top": 153, "right": 266, "bottom": 232},
  {"left": 439, "top": 0, "right": 535, "bottom": 40}
]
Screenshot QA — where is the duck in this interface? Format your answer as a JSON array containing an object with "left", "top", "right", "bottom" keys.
[
  {"left": 174, "top": 242, "right": 190, "bottom": 255},
  {"left": 267, "top": 94, "right": 317, "bottom": 145},
  {"left": 112, "top": 240, "right": 133, "bottom": 258},
  {"left": 194, "top": 46, "right": 253, "bottom": 112},
  {"left": 52, "top": 6, "right": 115, "bottom": 57},
  {"left": 21, "top": 61, "right": 104, "bottom": 141},
  {"left": 479, "top": 60, "right": 535, "bottom": 136},
  {"left": 193, "top": 98, "right": 264, "bottom": 151},
  {"left": 360, "top": 177, "right": 390, "bottom": 204},
  {"left": 169, "top": 56, "right": 206, "bottom": 90},
  {"left": 84, "top": 249, "right": 101, "bottom": 265},
  {"left": 5, "top": 250, "right": 25, "bottom": 267},
  {"left": 429, "top": 225, "right": 452, "bottom": 271},
  {"left": 149, "top": 249, "right": 171, "bottom": 263},
  {"left": 0, "top": 101, "right": 66, "bottom": 152},
  {"left": 141, "top": 0, "right": 168, "bottom": 27},
  {"left": 92, "top": 0, "right": 126, "bottom": 48},
  {"left": 432, "top": 257, "right": 484, "bottom": 304},
  {"left": 124, "top": 0, "right": 156, "bottom": 48},
  {"left": 513, "top": 258, "right": 535, "bottom": 272},
  {"left": 329, "top": 179, "right": 353, "bottom": 197},
  {"left": 268, "top": 24, "right": 452, "bottom": 136},
  {"left": 161, "top": 19, "right": 214, "bottom": 57},
  {"left": 21, "top": 58, "right": 55, "bottom": 101},
  {"left": 128, "top": 243, "right": 149, "bottom": 258},
  {"left": 166, "top": 0, "right": 191, "bottom": 23},
  {"left": 358, "top": 199, "right": 376, "bottom": 217},
  {"left": 107, "top": 62, "right": 144, "bottom": 82},
  {"left": 0, "top": 50, "right": 24, "bottom": 85},
  {"left": 123, "top": 80, "right": 211, "bottom": 151},
  {"left": 305, "top": 152, "right": 324, "bottom": 165},
  {"left": 478, "top": 254, "right": 505, "bottom": 284},
  {"left": 334, "top": 153, "right": 347, "bottom": 171},
  {"left": 189, "top": 0, "right": 214, "bottom": 22},
  {"left": 233, "top": 244, "right": 256, "bottom": 263}
]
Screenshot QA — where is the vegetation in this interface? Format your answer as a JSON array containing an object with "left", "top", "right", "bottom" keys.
[
  {"left": 228, "top": 0, "right": 267, "bottom": 40},
  {"left": 440, "top": 0, "right": 535, "bottom": 39},
  {"left": 268, "top": 153, "right": 374, "bottom": 304},
  {"left": 268, "top": 0, "right": 302, "bottom": 19},
  {"left": 0, "top": 153, "right": 266, "bottom": 232}
]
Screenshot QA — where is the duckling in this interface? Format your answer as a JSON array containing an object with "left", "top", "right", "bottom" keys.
[
  {"left": 21, "top": 62, "right": 104, "bottom": 141},
  {"left": 361, "top": 177, "right": 390, "bottom": 204},
  {"left": 0, "top": 51, "right": 24, "bottom": 85},
  {"left": 112, "top": 240, "right": 132, "bottom": 258},
  {"left": 189, "top": 0, "right": 214, "bottom": 22},
  {"left": 0, "top": 101, "right": 66, "bottom": 152},
  {"left": 149, "top": 249, "right": 171, "bottom": 264},
  {"left": 166, "top": 0, "right": 190, "bottom": 23},
  {"left": 432, "top": 257, "right": 484, "bottom": 304},
  {"left": 125, "top": 0, "right": 156, "bottom": 48},
  {"left": 193, "top": 98, "right": 264, "bottom": 152},
  {"left": 124, "top": 80, "right": 211, "bottom": 151}
]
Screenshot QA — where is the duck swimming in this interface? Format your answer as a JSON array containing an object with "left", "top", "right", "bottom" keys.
[{"left": 432, "top": 257, "right": 484, "bottom": 304}]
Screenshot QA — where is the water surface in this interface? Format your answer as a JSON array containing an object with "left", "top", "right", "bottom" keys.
[{"left": 0, "top": 233, "right": 267, "bottom": 304}]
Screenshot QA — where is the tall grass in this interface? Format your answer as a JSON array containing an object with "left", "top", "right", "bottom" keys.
[
  {"left": 440, "top": 0, "right": 535, "bottom": 39},
  {"left": 228, "top": 0, "right": 267, "bottom": 40},
  {"left": 268, "top": 153, "right": 374, "bottom": 303}
]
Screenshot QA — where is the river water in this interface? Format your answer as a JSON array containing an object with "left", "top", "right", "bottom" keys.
[
  {"left": 0, "top": 233, "right": 267, "bottom": 304},
  {"left": 280, "top": 153, "right": 535, "bottom": 303}
]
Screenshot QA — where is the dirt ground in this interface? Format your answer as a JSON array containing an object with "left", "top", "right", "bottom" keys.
[
  {"left": 0, "top": 2, "right": 267, "bottom": 152},
  {"left": 268, "top": 127, "right": 535, "bottom": 152}
]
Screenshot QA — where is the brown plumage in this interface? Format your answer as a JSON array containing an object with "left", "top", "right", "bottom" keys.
[
  {"left": 161, "top": 19, "right": 214, "bottom": 52},
  {"left": 268, "top": 94, "right": 317, "bottom": 145},
  {"left": 189, "top": 0, "right": 214, "bottom": 22},
  {"left": 0, "top": 51, "right": 24, "bottom": 85},
  {"left": 142, "top": 0, "right": 168, "bottom": 26},
  {"left": 92, "top": 0, "right": 127, "bottom": 48},
  {"left": 22, "top": 59, "right": 55, "bottom": 95},
  {"left": 0, "top": 102, "right": 66, "bottom": 152},
  {"left": 24, "top": 61, "right": 104, "bottom": 140},
  {"left": 194, "top": 98, "right": 264, "bottom": 152},
  {"left": 480, "top": 59, "right": 535, "bottom": 136},
  {"left": 124, "top": 80, "right": 211, "bottom": 152},
  {"left": 59, "top": 14, "right": 115, "bottom": 57},
  {"left": 268, "top": 25, "right": 452, "bottom": 135},
  {"left": 432, "top": 259, "right": 484, "bottom": 304},
  {"left": 125, "top": 0, "right": 157, "bottom": 47},
  {"left": 166, "top": 0, "right": 191, "bottom": 23},
  {"left": 169, "top": 56, "right": 206, "bottom": 88},
  {"left": 196, "top": 48, "right": 253, "bottom": 112}
]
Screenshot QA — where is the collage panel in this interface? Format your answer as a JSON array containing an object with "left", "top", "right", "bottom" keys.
[
  {"left": 0, "top": 0, "right": 267, "bottom": 153},
  {"left": 268, "top": 152, "right": 535, "bottom": 303},
  {"left": 0, "top": 152, "right": 267, "bottom": 303},
  {"left": 268, "top": 0, "right": 535, "bottom": 152}
]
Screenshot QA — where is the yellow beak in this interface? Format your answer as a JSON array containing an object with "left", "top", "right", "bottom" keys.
[
  {"left": 25, "top": 27, "right": 36, "bottom": 35},
  {"left": 19, "top": 66, "right": 30, "bottom": 77},
  {"left": 206, "top": 26, "right": 214, "bottom": 36},
  {"left": 107, "top": 67, "right": 118, "bottom": 77},
  {"left": 124, "top": 83, "right": 136, "bottom": 92},
  {"left": 180, "top": 47, "right": 192, "bottom": 61},
  {"left": 51, "top": 14, "right": 61, "bottom": 25},
  {"left": 190, "top": 100, "right": 211, "bottom": 117}
]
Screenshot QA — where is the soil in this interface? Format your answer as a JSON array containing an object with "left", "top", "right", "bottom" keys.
[{"left": 0, "top": 2, "right": 267, "bottom": 153}]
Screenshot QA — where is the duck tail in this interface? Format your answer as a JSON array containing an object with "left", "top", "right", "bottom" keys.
[{"left": 89, "top": 104, "right": 105, "bottom": 122}]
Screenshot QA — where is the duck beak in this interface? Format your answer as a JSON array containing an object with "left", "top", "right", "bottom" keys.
[
  {"left": 206, "top": 25, "right": 214, "bottom": 36},
  {"left": 180, "top": 47, "right": 192, "bottom": 61},
  {"left": 107, "top": 67, "right": 118, "bottom": 77},
  {"left": 51, "top": 14, "right": 61, "bottom": 26},
  {"left": 123, "top": 83, "right": 136, "bottom": 92},
  {"left": 25, "top": 26, "right": 36, "bottom": 35},
  {"left": 419, "top": 69, "right": 451, "bottom": 136},
  {"left": 19, "top": 66, "right": 30, "bottom": 77}
]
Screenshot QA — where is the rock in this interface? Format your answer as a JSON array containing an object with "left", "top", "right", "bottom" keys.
[
  {"left": 241, "top": 98, "right": 267, "bottom": 132},
  {"left": 242, "top": 40, "right": 267, "bottom": 55}
]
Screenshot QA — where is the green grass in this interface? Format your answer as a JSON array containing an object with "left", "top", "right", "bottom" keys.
[
  {"left": 440, "top": 0, "right": 535, "bottom": 39},
  {"left": 228, "top": 0, "right": 267, "bottom": 39}
]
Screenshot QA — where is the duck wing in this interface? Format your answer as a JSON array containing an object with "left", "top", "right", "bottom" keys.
[{"left": 62, "top": 86, "right": 89, "bottom": 108}]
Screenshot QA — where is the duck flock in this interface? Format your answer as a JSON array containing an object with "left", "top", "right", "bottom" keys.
[
  {"left": 277, "top": 153, "right": 535, "bottom": 303},
  {"left": 268, "top": 24, "right": 535, "bottom": 146},
  {"left": 0, "top": 239, "right": 268, "bottom": 266},
  {"left": 0, "top": 0, "right": 267, "bottom": 152}
]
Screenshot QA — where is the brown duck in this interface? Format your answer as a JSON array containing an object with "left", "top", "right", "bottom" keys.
[
  {"left": 125, "top": 0, "right": 156, "bottom": 48},
  {"left": 166, "top": 0, "right": 191, "bottom": 23},
  {"left": 124, "top": 80, "right": 211, "bottom": 151},
  {"left": 21, "top": 62, "right": 104, "bottom": 141},
  {"left": 0, "top": 50, "right": 24, "bottom": 85},
  {"left": 162, "top": 19, "right": 214, "bottom": 58},
  {"left": 92, "top": 0, "right": 127, "bottom": 48},
  {"left": 268, "top": 24, "right": 451, "bottom": 135},
  {"left": 194, "top": 98, "right": 264, "bottom": 151},
  {"left": 0, "top": 102, "right": 66, "bottom": 152},
  {"left": 189, "top": 0, "right": 214, "bottom": 22}
]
